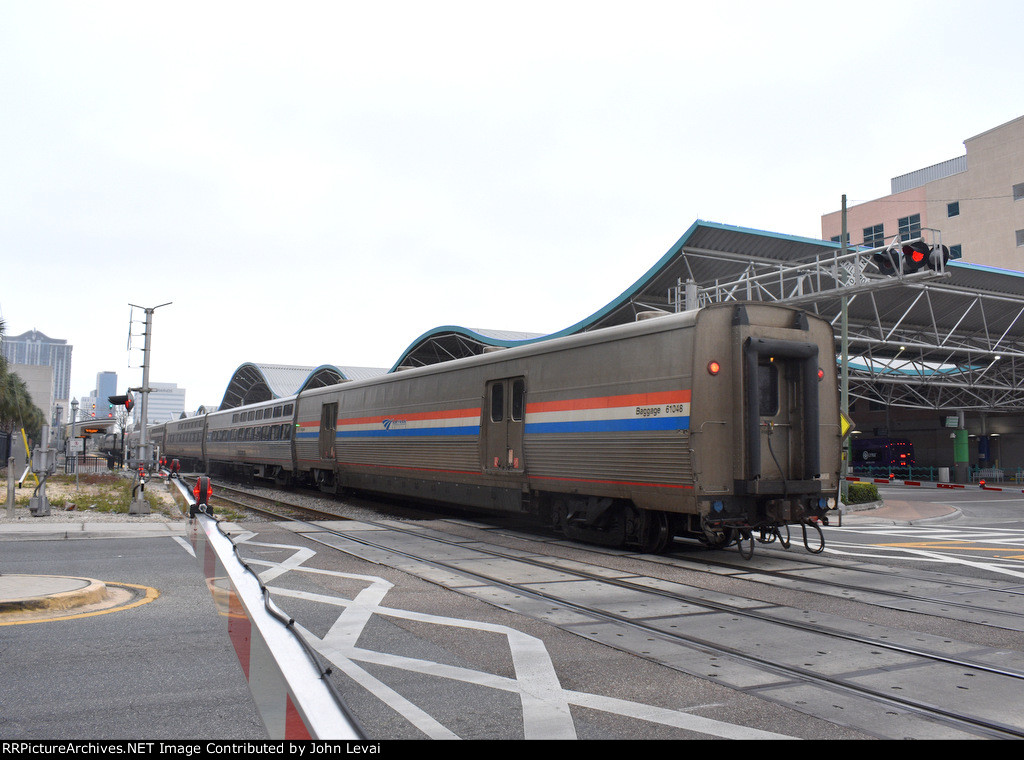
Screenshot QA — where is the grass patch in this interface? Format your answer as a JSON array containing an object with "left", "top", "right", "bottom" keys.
[{"left": 10, "top": 473, "right": 180, "bottom": 516}]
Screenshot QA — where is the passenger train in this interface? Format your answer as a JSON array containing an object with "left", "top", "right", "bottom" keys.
[{"left": 144, "top": 303, "right": 842, "bottom": 554}]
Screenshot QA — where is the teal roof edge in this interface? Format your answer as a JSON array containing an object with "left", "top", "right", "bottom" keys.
[{"left": 388, "top": 220, "right": 841, "bottom": 372}]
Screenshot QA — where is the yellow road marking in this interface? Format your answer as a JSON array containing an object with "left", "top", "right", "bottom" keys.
[{"left": 0, "top": 582, "right": 159, "bottom": 626}]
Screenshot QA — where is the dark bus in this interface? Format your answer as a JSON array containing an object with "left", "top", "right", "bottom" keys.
[{"left": 850, "top": 437, "right": 915, "bottom": 473}]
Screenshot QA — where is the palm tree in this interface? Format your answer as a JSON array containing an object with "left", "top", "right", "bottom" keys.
[
  {"left": 0, "top": 318, "right": 47, "bottom": 440},
  {"left": 0, "top": 316, "right": 7, "bottom": 376}
]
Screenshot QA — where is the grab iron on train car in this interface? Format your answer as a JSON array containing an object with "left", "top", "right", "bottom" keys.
[{"left": 160, "top": 303, "right": 841, "bottom": 556}]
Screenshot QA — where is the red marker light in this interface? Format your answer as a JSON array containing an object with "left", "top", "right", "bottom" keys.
[
  {"left": 817, "top": 368, "right": 825, "bottom": 381},
  {"left": 707, "top": 360, "right": 721, "bottom": 376}
]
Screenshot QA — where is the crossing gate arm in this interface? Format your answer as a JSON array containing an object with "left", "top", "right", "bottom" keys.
[{"left": 170, "top": 477, "right": 365, "bottom": 740}]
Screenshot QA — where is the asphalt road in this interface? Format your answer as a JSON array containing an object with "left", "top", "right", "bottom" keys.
[{"left": 0, "top": 536, "right": 266, "bottom": 740}]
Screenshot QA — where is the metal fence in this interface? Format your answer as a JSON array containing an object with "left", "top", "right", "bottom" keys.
[
  {"left": 850, "top": 464, "right": 1024, "bottom": 484},
  {"left": 63, "top": 455, "right": 114, "bottom": 475}
]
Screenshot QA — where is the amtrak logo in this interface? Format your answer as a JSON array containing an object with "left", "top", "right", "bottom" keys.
[{"left": 382, "top": 418, "right": 408, "bottom": 430}]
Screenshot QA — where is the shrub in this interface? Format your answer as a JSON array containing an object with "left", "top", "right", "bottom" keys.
[{"left": 843, "top": 482, "right": 879, "bottom": 505}]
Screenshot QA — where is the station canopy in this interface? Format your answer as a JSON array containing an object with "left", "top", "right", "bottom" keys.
[
  {"left": 218, "top": 363, "right": 386, "bottom": 410},
  {"left": 215, "top": 220, "right": 1024, "bottom": 413}
]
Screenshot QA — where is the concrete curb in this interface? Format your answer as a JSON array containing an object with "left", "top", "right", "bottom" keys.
[{"left": 0, "top": 574, "right": 107, "bottom": 613}]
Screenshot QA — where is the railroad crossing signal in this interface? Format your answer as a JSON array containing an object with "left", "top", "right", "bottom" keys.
[
  {"left": 872, "top": 241, "right": 949, "bottom": 276},
  {"left": 900, "top": 241, "right": 950, "bottom": 274},
  {"left": 872, "top": 249, "right": 899, "bottom": 275}
]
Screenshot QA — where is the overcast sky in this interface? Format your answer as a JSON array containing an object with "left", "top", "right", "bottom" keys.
[{"left": 2, "top": 0, "right": 1022, "bottom": 412}]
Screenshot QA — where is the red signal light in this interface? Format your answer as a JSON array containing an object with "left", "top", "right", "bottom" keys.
[
  {"left": 707, "top": 360, "right": 721, "bottom": 375},
  {"left": 902, "top": 241, "right": 930, "bottom": 273},
  {"left": 193, "top": 476, "right": 212, "bottom": 506}
]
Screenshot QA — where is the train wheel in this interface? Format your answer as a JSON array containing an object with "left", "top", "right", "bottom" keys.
[
  {"left": 637, "top": 511, "right": 671, "bottom": 554},
  {"left": 549, "top": 498, "right": 569, "bottom": 531},
  {"left": 315, "top": 469, "right": 338, "bottom": 495}
]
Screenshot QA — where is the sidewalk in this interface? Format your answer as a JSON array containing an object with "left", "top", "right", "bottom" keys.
[
  {"left": 838, "top": 498, "right": 961, "bottom": 526},
  {"left": 0, "top": 512, "right": 189, "bottom": 620}
]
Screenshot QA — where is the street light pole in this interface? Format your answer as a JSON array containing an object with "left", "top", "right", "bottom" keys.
[
  {"left": 128, "top": 301, "right": 171, "bottom": 515},
  {"left": 70, "top": 398, "right": 79, "bottom": 489}
]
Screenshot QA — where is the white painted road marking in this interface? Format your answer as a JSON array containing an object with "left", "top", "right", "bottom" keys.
[{"left": 235, "top": 532, "right": 796, "bottom": 740}]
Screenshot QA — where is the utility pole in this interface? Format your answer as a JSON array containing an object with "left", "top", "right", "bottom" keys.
[
  {"left": 128, "top": 302, "right": 171, "bottom": 515},
  {"left": 840, "top": 195, "right": 850, "bottom": 496}
]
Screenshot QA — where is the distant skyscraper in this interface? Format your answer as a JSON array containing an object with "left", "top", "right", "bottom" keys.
[
  {"left": 132, "top": 382, "right": 186, "bottom": 424},
  {"left": 1, "top": 329, "right": 72, "bottom": 400},
  {"left": 95, "top": 371, "right": 117, "bottom": 419}
]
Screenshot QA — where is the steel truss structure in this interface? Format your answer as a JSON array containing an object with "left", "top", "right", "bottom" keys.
[
  {"left": 671, "top": 236, "right": 1024, "bottom": 411},
  {"left": 207, "top": 222, "right": 1024, "bottom": 418}
]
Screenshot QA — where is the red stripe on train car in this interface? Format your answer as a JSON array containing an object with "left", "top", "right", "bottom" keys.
[{"left": 526, "top": 390, "right": 690, "bottom": 414}]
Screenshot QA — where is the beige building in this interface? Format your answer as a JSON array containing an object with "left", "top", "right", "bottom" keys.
[{"left": 822, "top": 115, "right": 1024, "bottom": 270}]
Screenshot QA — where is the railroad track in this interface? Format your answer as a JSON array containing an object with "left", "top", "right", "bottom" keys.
[{"left": 184, "top": 477, "right": 1024, "bottom": 739}]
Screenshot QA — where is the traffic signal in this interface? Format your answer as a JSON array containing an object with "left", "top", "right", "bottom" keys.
[{"left": 108, "top": 392, "right": 135, "bottom": 412}]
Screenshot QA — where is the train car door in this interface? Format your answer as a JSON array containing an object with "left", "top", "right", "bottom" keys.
[
  {"left": 318, "top": 402, "right": 337, "bottom": 460},
  {"left": 483, "top": 377, "right": 525, "bottom": 473},
  {"left": 757, "top": 358, "right": 793, "bottom": 479},
  {"left": 742, "top": 337, "right": 820, "bottom": 486}
]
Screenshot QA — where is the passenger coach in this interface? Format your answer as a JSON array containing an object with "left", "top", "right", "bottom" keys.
[{"left": 159, "top": 303, "right": 842, "bottom": 553}]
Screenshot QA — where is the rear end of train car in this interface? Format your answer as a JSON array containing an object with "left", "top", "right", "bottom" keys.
[{"left": 685, "top": 303, "right": 840, "bottom": 549}]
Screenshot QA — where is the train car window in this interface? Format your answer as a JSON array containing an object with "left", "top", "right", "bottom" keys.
[
  {"left": 283, "top": 404, "right": 293, "bottom": 415},
  {"left": 758, "top": 362, "right": 779, "bottom": 416},
  {"left": 490, "top": 383, "right": 504, "bottom": 423},
  {"left": 273, "top": 406, "right": 282, "bottom": 418},
  {"left": 283, "top": 424, "right": 292, "bottom": 440},
  {"left": 511, "top": 379, "right": 525, "bottom": 421}
]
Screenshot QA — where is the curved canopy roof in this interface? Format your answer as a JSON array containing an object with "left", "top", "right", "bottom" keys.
[
  {"left": 391, "top": 220, "right": 840, "bottom": 368},
  {"left": 209, "top": 220, "right": 1024, "bottom": 413},
  {"left": 218, "top": 363, "right": 386, "bottom": 410},
  {"left": 392, "top": 219, "right": 1024, "bottom": 410}
]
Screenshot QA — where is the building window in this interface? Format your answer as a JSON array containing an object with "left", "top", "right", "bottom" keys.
[
  {"left": 950, "top": 244, "right": 962, "bottom": 260},
  {"left": 831, "top": 233, "right": 850, "bottom": 245},
  {"left": 1013, "top": 183, "right": 1024, "bottom": 201},
  {"left": 898, "top": 214, "right": 921, "bottom": 240},
  {"left": 863, "top": 224, "right": 884, "bottom": 248},
  {"left": 947, "top": 202, "right": 960, "bottom": 217},
  {"left": 1016, "top": 230, "right": 1024, "bottom": 247}
]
